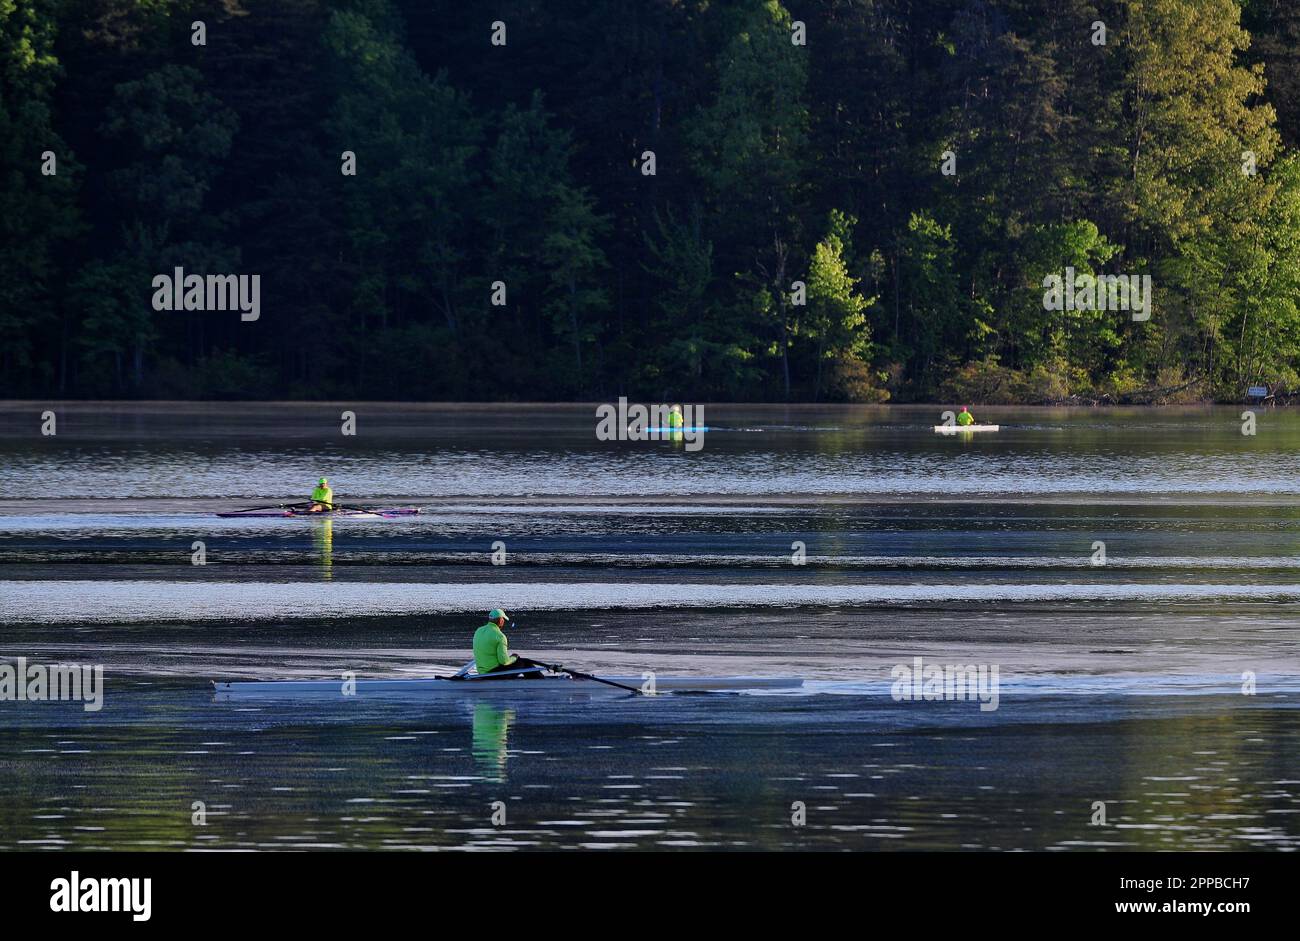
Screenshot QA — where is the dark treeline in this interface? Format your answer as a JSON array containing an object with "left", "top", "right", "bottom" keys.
[{"left": 3, "top": 0, "right": 1300, "bottom": 402}]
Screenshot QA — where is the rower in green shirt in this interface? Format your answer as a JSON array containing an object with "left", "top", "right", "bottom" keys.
[
  {"left": 666, "top": 403, "right": 685, "bottom": 443},
  {"left": 956, "top": 406, "right": 976, "bottom": 426},
  {"left": 310, "top": 477, "right": 333, "bottom": 512},
  {"left": 473, "top": 609, "right": 540, "bottom": 676}
]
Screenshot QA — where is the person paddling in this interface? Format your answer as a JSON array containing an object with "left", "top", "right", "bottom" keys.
[
  {"left": 473, "top": 609, "right": 542, "bottom": 677},
  {"left": 956, "top": 406, "right": 976, "bottom": 426},
  {"left": 310, "top": 477, "right": 333, "bottom": 512}
]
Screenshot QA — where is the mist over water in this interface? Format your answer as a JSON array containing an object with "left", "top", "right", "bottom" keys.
[{"left": 1, "top": 403, "right": 1297, "bottom": 850}]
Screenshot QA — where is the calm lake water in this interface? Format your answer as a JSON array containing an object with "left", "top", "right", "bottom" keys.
[{"left": 1, "top": 402, "right": 1297, "bottom": 850}]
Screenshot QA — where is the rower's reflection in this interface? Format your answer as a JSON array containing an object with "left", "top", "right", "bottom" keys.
[
  {"left": 471, "top": 703, "right": 516, "bottom": 781},
  {"left": 313, "top": 518, "right": 333, "bottom": 579}
]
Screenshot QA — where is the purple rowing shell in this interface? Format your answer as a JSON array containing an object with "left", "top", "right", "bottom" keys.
[{"left": 215, "top": 507, "right": 421, "bottom": 518}]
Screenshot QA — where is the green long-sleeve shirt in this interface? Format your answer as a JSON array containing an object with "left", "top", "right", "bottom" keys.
[{"left": 473, "top": 621, "right": 517, "bottom": 674}]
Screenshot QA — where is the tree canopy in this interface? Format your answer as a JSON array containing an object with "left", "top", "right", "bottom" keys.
[{"left": 3, "top": 0, "right": 1299, "bottom": 403}]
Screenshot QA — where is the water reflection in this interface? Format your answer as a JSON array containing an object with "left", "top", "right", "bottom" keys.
[
  {"left": 1, "top": 691, "right": 1296, "bottom": 850},
  {"left": 312, "top": 518, "right": 333, "bottom": 579},
  {"left": 470, "top": 703, "right": 515, "bottom": 782}
]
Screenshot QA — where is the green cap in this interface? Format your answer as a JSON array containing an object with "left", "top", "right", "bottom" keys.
[
  {"left": 488, "top": 609, "right": 507, "bottom": 621},
  {"left": 318, "top": 477, "right": 328, "bottom": 485}
]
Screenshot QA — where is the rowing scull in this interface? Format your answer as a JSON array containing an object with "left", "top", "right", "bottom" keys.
[
  {"left": 213, "top": 674, "right": 802, "bottom": 700},
  {"left": 215, "top": 507, "right": 421, "bottom": 519}
]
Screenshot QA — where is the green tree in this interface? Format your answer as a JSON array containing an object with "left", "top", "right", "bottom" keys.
[
  {"left": 1114, "top": 0, "right": 1278, "bottom": 387},
  {"left": 540, "top": 184, "right": 610, "bottom": 392},
  {"left": 640, "top": 204, "right": 758, "bottom": 397},
  {"left": 687, "top": 0, "right": 810, "bottom": 398},
  {"left": 1015, "top": 221, "right": 1122, "bottom": 388},
  {"left": 324, "top": 2, "right": 481, "bottom": 395},
  {"left": 479, "top": 92, "right": 610, "bottom": 396},
  {"left": 91, "top": 64, "right": 238, "bottom": 388},
  {"left": 0, "top": 0, "right": 82, "bottom": 391},
  {"left": 805, "top": 210, "right": 877, "bottom": 400},
  {"left": 896, "top": 211, "right": 963, "bottom": 392}
]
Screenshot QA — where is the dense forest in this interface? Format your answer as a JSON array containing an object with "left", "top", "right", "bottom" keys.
[{"left": 3, "top": 0, "right": 1300, "bottom": 403}]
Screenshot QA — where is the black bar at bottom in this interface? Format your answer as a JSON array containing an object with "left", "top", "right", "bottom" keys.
[{"left": 0, "top": 851, "right": 1283, "bottom": 927}]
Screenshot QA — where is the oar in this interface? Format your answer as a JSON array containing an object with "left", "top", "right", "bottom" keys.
[
  {"left": 230, "top": 501, "right": 313, "bottom": 513},
  {"left": 316, "top": 501, "right": 395, "bottom": 516},
  {"left": 516, "top": 657, "right": 646, "bottom": 695}
]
